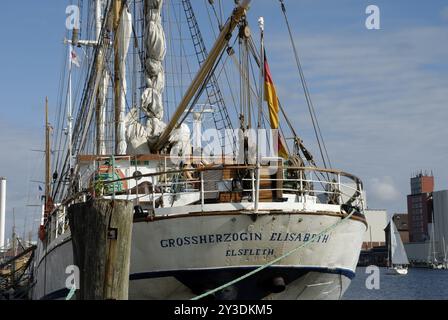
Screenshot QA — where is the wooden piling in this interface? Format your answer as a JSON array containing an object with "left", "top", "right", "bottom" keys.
[{"left": 68, "top": 199, "right": 133, "bottom": 300}]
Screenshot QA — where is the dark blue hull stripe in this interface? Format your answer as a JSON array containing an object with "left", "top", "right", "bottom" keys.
[
  {"left": 40, "top": 267, "right": 355, "bottom": 300},
  {"left": 129, "top": 266, "right": 355, "bottom": 281}
]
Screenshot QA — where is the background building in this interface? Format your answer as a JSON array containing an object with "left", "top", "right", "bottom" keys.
[
  {"left": 358, "top": 209, "right": 388, "bottom": 266},
  {"left": 393, "top": 213, "right": 409, "bottom": 244},
  {"left": 403, "top": 172, "right": 448, "bottom": 265},
  {"left": 362, "top": 209, "right": 388, "bottom": 250},
  {"left": 432, "top": 190, "right": 448, "bottom": 262},
  {"left": 407, "top": 172, "right": 434, "bottom": 242}
]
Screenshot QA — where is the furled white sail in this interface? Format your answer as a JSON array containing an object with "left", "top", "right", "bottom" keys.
[
  {"left": 125, "top": 108, "right": 151, "bottom": 154},
  {"left": 391, "top": 220, "right": 409, "bottom": 266},
  {"left": 142, "top": 0, "right": 166, "bottom": 140},
  {"left": 126, "top": 0, "right": 168, "bottom": 154},
  {"left": 116, "top": 6, "right": 133, "bottom": 155},
  {"left": 97, "top": 70, "right": 110, "bottom": 155}
]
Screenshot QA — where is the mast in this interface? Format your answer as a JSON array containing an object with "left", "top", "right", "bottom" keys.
[
  {"left": 255, "top": 17, "right": 265, "bottom": 213},
  {"left": 95, "top": 0, "right": 102, "bottom": 42},
  {"left": 153, "top": 0, "right": 252, "bottom": 152},
  {"left": 388, "top": 221, "right": 391, "bottom": 267},
  {"left": 45, "top": 98, "right": 51, "bottom": 210},
  {"left": 443, "top": 236, "right": 447, "bottom": 265},
  {"left": 68, "top": 47, "right": 74, "bottom": 170},
  {"left": 0, "top": 177, "right": 6, "bottom": 249},
  {"left": 114, "top": 0, "right": 122, "bottom": 155},
  {"left": 65, "top": 0, "right": 108, "bottom": 156},
  {"left": 95, "top": 0, "right": 107, "bottom": 156},
  {"left": 431, "top": 210, "right": 437, "bottom": 264}
]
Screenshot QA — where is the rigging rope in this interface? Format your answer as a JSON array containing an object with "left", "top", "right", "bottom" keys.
[
  {"left": 278, "top": 0, "right": 332, "bottom": 169},
  {"left": 191, "top": 208, "right": 357, "bottom": 300}
]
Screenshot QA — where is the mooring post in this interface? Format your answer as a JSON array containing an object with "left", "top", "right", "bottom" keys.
[{"left": 68, "top": 199, "right": 133, "bottom": 300}]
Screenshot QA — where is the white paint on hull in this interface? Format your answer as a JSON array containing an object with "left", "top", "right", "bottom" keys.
[
  {"left": 131, "top": 214, "right": 364, "bottom": 273},
  {"left": 32, "top": 212, "right": 365, "bottom": 300}
]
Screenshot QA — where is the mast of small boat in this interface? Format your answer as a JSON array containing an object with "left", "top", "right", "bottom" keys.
[
  {"left": 387, "top": 217, "right": 393, "bottom": 268},
  {"left": 431, "top": 210, "right": 437, "bottom": 264},
  {"left": 443, "top": 236, "right": 447, "bottom": 266}
]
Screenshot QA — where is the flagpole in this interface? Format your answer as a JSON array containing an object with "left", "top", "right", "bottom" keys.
[{"left": 255, "top": 17, "right": 265, "bottom": 214}]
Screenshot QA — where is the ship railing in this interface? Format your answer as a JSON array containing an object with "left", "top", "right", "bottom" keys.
[
  {"left": 42, "top": 165, "right": 364, "bottom": 242},
  {"left": 96, "top": 164, "right": 365, "bottom": 213},
  {"left": 75, "top": 155, "right": 365, "bottom": 210}
]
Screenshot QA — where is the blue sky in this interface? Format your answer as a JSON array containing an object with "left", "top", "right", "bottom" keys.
[{"left": 0, "top": 0, "right": 447, "bottom": 241}]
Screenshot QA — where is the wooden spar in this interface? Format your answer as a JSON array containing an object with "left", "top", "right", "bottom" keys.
[
  {"left": 95, "top": 0, "right": 106, "bottom": 156},
  {"left": 113, "top": 0, "right": 121, "bottom": 155},
  {"left": 153, "top": 0, "right": 252, "bottom": 152},
  {"left": 95, "top": 55, "right": 106, "bottom": 155},
  {"left": 113, "top": 0, "right": 124, "bottom": 155}
]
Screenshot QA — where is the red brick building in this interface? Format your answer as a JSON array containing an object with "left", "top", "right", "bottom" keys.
[{"left": 407, "top": 173, "right": 434, "bottom": 242}]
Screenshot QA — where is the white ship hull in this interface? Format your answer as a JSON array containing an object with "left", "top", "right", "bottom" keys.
[{"left": 32, "top": 212, "right": 365, "bottom": 300}]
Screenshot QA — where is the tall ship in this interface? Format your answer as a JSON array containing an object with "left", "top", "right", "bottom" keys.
[{"left": 32, "top": 0, "right": 367, "bottom": 300}]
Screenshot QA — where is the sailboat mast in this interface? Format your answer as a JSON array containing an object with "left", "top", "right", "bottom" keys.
[
  {"left": 443, "top": 237, "right": 447, "bottom": 264},
  {"left": 388, "top": 221, "right": 391, "bottom": 267},
  {"left": 432, "top": 210, "right": 437, "bottom": 263}
]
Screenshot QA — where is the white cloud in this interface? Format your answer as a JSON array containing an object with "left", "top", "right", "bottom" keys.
[{"left": 369, "top": 176, "right": 402, "bottom": 203}]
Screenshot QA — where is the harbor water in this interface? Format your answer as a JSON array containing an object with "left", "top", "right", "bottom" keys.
[{"left": 344, "top": 267, "right": 448, "bottom": 300}]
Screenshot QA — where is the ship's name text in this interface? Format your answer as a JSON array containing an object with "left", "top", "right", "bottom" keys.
[{"left": 160, "top": 232, "right": 330, "bottom": 249}]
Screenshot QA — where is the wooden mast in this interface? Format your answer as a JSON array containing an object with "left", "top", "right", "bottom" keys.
[
  {"left": 95, "top": 0, "right": 107, "bottom": 156},
  {"left": 113, "top": 0, "right": 123, "bottom": 155}
]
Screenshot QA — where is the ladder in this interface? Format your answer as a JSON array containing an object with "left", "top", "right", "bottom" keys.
[{"left": 181, "top": 0, "right": 236, "bottom": 158}]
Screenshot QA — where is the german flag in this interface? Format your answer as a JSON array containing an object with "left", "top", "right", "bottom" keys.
[{"left": 264, "top": 53, "right": 289, "bottom": 159}]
